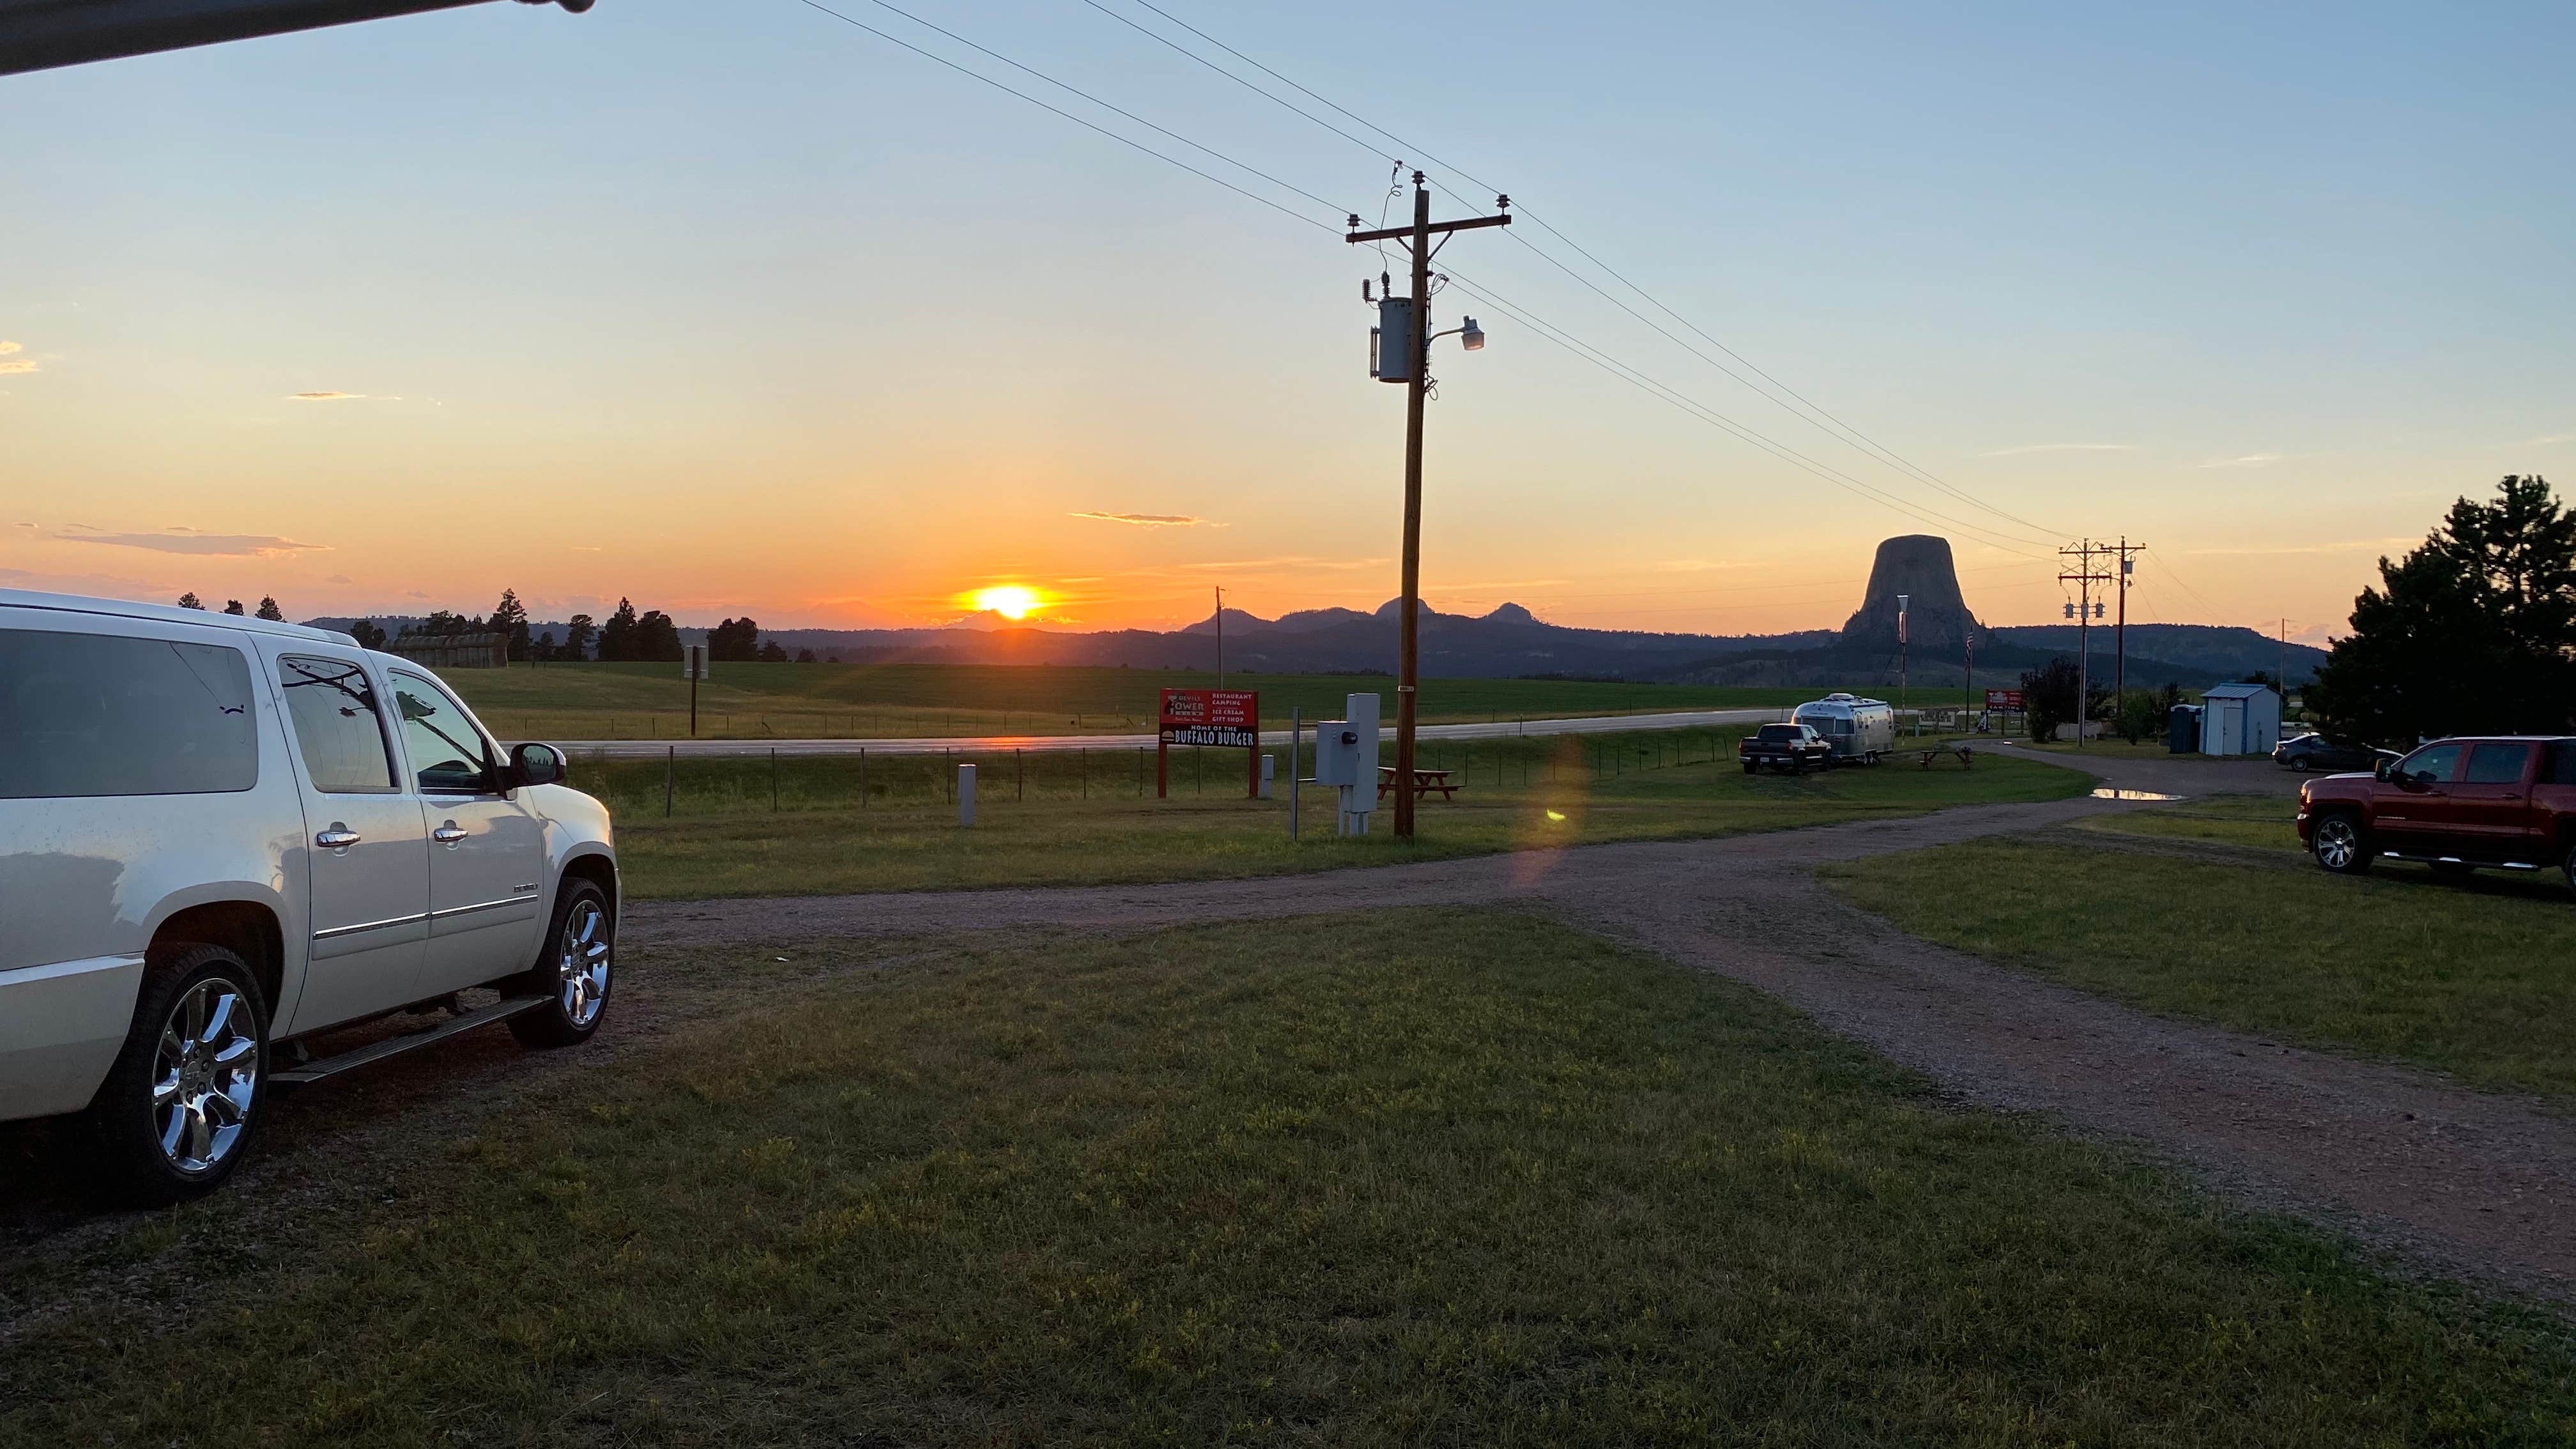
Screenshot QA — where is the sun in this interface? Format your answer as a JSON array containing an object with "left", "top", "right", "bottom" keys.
[{"left": 970, "top": 585, "right": 1043, "bottom": 620}]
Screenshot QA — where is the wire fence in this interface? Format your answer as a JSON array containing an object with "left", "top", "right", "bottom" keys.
[{"left": 566, "top": 724, "right": 1767, "bottom": 820}]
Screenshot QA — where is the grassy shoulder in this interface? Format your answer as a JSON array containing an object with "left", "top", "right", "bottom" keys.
[
  {"left": 597, "top": 733, "right": 2092, "bottom": 898},
  {"left": 451, "top": 661, "right": 1810, "bottom": 741},
  {"left": 2080, "top": 793, "right": 2301, "bottom": 851},
  {"left": 2009, "top": 737, "right": 2249, "bottom": 763},
  {"left": 1825, "top": 838, "right": 2576, "bottom": 1099},
  {"left": 6, "top": 911, "right": 2569, "bottom": 1446}
]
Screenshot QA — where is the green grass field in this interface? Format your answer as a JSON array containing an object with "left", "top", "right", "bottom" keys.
[
  {"left": 6, "top": 911, "right": 2568, "bottom": 1446},
  {"left": 1826, "top": 838, "right": 2576, "bottom": 1099},
  {"left": 447, "top": 661, "right": 1809, "bottom": 740},
  {"left": 583, "top": 728, "right": 2090, "bottom": 898}
]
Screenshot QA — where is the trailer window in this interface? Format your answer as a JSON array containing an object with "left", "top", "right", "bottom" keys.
[{"left": 0, "top": 627, "right": 258, "bottom": 799}]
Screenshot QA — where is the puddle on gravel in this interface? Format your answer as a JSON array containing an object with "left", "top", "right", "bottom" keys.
[{"left": 2091, "top": 788, "right": 2182, "bottom": 801}]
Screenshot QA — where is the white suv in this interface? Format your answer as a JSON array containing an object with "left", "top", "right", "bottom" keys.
[{"left": 1, "top": 589, "right": 618, "bottom": 1202}]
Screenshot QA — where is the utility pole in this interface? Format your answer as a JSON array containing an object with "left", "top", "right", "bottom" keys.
[
  {"left": 1215, "top": 585, "right": 1224, "bottom": 688},
  {"left": 1896, "top": 593, "right": 1910, "bottom": 715},
  {"left": 2112, "top": 538, "right": 2143, "bottom": 703},
  {"left": 2059, "top": 541, "right": 2113, "bottom": 749},
  {"left": 1347, "top": 173, "right": 1510, "bottom": 839}
]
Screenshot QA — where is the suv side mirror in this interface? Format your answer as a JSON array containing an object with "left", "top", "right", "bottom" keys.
[
  {"left": 505, "top": 742, "right": 567, "bottom": 790},
  {"left": 2373, "top": 758, "right": 2390, "bottom": 781}
]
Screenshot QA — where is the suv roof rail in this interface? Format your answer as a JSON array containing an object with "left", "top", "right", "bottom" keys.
[{"left": 0, "top": 587, "right": 359, "bottom": 646}]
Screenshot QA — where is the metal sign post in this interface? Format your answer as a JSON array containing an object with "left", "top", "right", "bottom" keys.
[{"left": 682, "top": 643, "right": 709, "bottom": 737}]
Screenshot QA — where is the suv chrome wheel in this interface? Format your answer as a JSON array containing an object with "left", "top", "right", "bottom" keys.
[
  {"left": 153, "top": 979, "right": 261, "bottom": 1174},
  {"left": 556, "top": 896, "right": 610, "bottom": 1030}
]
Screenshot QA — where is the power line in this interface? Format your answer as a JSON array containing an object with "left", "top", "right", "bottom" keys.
[
  {"left": 791, "top": 0, "right": 2060, "bottom": 562},
  {"left": 1089, "top": 0, "right": 2064, "bottom": 542},
  {"left": 792, "top": 0, "right": 1347, "bottom": 234},
  {"left": 1438, "top": 267, "right": 2060, "bottom": 561}
]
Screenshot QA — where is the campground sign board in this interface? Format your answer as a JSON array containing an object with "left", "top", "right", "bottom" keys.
[{"left": 1158, "top": 689, "right": 1260, "bottom": 797}]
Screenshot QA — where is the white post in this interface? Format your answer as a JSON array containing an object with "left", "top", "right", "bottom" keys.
[
  {"left": 1289, "top": 709, "right": 1301, "bottom": 839},
  {"left": 1261, "top": 752, "right": 1275, "bottom": 800},
  {"left": 957, "top": 762, "right": 976, "bottom": 827}
]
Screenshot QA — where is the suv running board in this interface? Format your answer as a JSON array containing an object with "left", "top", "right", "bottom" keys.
[
  {"left": 270, "top": 996, "right": 548, "bottom": 1087},
  {"left": 2379, "top": 850, "right": 2545, "bottom": 871}
]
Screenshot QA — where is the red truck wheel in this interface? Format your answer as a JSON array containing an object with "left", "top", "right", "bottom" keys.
[{"left": 2311, "top": 812, "right": 2372, "bottom": 875}]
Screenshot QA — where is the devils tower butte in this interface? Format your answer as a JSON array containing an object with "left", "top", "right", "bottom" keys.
[{"left": 1839, "top": 535, "right": 1985, "bottom": 652}]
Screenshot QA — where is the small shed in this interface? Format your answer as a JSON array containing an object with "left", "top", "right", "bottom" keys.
[{"left": 2199, "top": 683, "right": 2281, "bottom": 756}]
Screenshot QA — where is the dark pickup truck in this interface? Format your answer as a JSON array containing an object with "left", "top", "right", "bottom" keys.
[
  {"left": 1738, "top": 723, "right": 1836, "bottom": 775},
  {"left": 2297, "top": 735, "right": 2576, "bottom": 885}
]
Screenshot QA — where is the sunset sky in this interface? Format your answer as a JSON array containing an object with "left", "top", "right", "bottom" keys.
[{"left": 4, "top": 1, "right": 2570, "bottom": 645}]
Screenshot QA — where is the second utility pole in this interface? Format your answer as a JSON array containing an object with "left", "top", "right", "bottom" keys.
[{"left": 1347, "top": 172, "right": 1510, "bottom": 839}]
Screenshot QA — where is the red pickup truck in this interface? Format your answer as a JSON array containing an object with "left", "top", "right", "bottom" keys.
[{"left": 2297, "top": 736, "right": 2576, "bottom": 884}]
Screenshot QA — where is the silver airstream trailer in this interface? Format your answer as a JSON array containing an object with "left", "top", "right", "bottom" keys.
[{"left": 1791, "top": 693, "right": 1896, "bottom": 764}]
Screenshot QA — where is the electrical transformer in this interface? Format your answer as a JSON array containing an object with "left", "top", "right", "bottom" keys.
[{"left": 1369, "top": 296, "right": 1416, "bottom": 383}]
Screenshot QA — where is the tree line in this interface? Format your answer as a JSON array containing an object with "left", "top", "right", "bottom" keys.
[{"left": 254, "top": 588, "right": 811, "bottom": 665}]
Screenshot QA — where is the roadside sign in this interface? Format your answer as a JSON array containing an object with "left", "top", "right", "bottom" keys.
[
  {"left": 1986, "top": 687, "right": 2024, "bottom": 710},
  {"left": 1158, "top": 688, "right": 1260, "bottom": 797},
  {"left": 682, "top": 643, "right": 709, "bottom": 681}
]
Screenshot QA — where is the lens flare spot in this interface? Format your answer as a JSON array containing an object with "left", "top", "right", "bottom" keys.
[{"left": 1545, "top": 809, "right": 1567, "bottom": 822}]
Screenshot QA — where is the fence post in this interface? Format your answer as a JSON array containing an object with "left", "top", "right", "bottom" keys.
[
  {"left": 1080, "top": 747, "right": 1087, "bottom": 800},
  {"left": 958, "top": 762, "right": 976, "bottom": 827},
  {"left": 663, "top": 745, "right": 673, "bottom": 818},
  {"left": 861, "top": 747, "right": 868, "bottom": 809},
  {"left": 1016, "top": 748, "right": 1023, "bottom": 802},
  {"left": 770, "top": 747, "right": 779, "bottom": 812}
]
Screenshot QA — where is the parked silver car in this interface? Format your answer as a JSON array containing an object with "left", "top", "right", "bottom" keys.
[{"left": 1, "top": 589, "right": 617, "bottom": 1202}]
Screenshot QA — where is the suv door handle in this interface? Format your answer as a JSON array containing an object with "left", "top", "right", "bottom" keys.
[
  {"left": 315, "top": 827, "right": 362, "bottom": 849},
  {"left": 433, "top": 823, "right": 469, "bottom": 845}
]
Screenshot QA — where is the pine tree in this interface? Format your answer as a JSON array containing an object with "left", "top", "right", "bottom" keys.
[
  {"left": 2314, "top": 475, "right": 2576, "bottom": 743},
  {"left": 349, "top": 619, "right": 388, "bottom": 650},
  {"left": 597, "top": 599, "right": 640, "bottom": 661},
  {"left": 255, "top": 596, "right": 284, "bottom": 621},
  {"left": 490, "top": 588, "right": 532, "bottom": 662},
  {"left": 222, "top": 600, "right": 245, "bottom": 616},
  {"left": 707, "top": 617, "right": 761, "bottom": 662},
  {"left": 176, "top": 592, "right": 204, "bottom": 610},
  {"left": 560, "top": 613, "right": 597, "bottom": 661},
  {"left": 634, "top": 610, "right": 683, "bottom": 663}
]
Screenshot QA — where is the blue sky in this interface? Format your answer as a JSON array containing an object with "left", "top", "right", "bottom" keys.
[{"left": 3, "top": 0, "right": 2568, "bottom": 640}]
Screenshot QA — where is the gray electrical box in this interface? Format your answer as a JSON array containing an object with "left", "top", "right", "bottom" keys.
[{"left": 1370, "top": 296, "right": 1416, "bottom": 383}]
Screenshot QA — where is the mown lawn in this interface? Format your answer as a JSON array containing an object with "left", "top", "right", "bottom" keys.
[
  {"left": 1826, "top": 838, "right": 2576, "bottom": 1099},
  {"left": 450, "top": 660, "right": 1810, "bottom": 740},
  {"left": 597, "top": 733, "right": 2090, "bottom": 898},
  {"left": 4, "top": 911, "right": 2568, "bottom": 1446}
]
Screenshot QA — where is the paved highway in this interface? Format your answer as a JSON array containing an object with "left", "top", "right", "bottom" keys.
[{"left": 555, "top": 707, "right": 1791, "bottom": 760}]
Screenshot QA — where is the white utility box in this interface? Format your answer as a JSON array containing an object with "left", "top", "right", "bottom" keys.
[{"left": 1312, "top": 693, "right": 1381, "bottom": 834}]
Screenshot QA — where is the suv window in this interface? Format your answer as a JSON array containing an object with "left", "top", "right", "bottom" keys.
[
  {"left": 0, "top": 627, "right": 257, "bottom": 799},
  {"left": 278, "top": 656, "right": 397, "bottom": 793},
  {"left": 2393, "top": 742, "right": 2461, "bottom": 786},
  {"left": 1756, "top": 724, "right": 1798, "bottom": 742},
  {"left": 2547, "top": 742, "right": 2576, "bottom": 786},
  {"left": 389, "top": 671, "right": 493, "bottom": 794},
  {"left": 2465, "top": 743, "right": 2534, "bottom": 785}
]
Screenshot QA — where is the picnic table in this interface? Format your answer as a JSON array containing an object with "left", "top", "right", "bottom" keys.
[
  {"left": 1378, "top": 765, "right": 1461, "bottom": 801},
  {"left": 1913, "top": 742, "right": 1975, "bottom": 769}
]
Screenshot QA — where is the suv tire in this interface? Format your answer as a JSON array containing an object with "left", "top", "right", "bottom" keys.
[
  {"left": 2311, "top": 811, "right": 2373, "bottom": 875},
  {"left": 508, "top": 879, "right": 613, "bottom": 1049},
  {"left": 82, "top": 944, "right": 270, "bottom": 1206}
]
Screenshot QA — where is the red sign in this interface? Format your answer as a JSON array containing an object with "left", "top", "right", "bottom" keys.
[
  {"left": 1985, "top": 688, "right": 2025, "bottom": 710},
  {"left": 1158, "top": 689, "right": 1259, "bottom": 746},
  {"left": 1156, "top": 689, "right": 1261, "bottom": 799}
]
